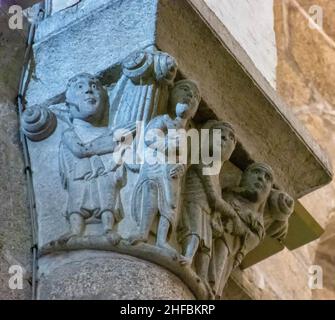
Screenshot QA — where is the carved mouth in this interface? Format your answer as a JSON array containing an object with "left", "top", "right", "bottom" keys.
[
  {"left": 85, "top": 97, "right": 97, "bottom": 104},
  {"left": 254, "top": 182, "right": 263, "bottom": 189}
]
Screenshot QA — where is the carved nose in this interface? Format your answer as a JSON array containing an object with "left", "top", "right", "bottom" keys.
[{"left": 258, "top": 176, "right": 264, "bottom": 182}]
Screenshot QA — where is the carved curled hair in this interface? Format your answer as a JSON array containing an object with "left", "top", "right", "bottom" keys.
[
  {"left": 66, "top": 73, "right": 100, "bottom": 90},
  {"left": 244, "top": 162, "right": 274, "bottom": 182},
  {"left": 202, "top": 120, "right": 236, "bottom": 142}
]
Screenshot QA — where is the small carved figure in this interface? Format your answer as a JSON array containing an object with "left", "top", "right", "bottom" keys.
[
  {"left": 265, "top": 189, "right": 294, "bottom": 242},
  {"left": 177, "top": 120, "right": 237, "bottom": 286},
  {"left": 128, "top": 80, "right": 201, "bottom": 254},
  {"left": 209, "top": 163, "right": 274, "bottom": 294},
  {"left": 59, "top": 73, "right": 127, "bottom": 244}
]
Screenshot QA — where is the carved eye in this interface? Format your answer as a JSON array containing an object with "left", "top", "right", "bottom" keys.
[
  {"left": 221, "top": 135, "right": 227, "bottom": 142},
  {"left": 265, "top": 173, "right": 271, "bottom": 181},
  {"left": 92, "top": 84, "right": 97, "bottom": 89},
  {"left": 78, "top": 84, "right": 83, "bottom": 89},
  {"left": 229, "top": 133, "right": 235, "bottom": 141}
]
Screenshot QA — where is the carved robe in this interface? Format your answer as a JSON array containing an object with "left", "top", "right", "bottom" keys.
[
  {"left": 178, "top": 165, "right": 217, "bottom": 256},
  {"left": 59, "top": 119, "right": 125, "bottom": 223},
  {"left": 110, "top": 51, "right": 177, "bottom": 128},
  {"left": 212, "top": 190, "right": 266, "bottom": 290}
]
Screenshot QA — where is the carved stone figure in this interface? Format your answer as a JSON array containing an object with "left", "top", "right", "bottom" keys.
[
  {"left": 58, "top": 73, "right": 127, "bottom": 244},
  {"left": 177, "top": 120, "right": 237, "bottom": 286},
  {"left": 265, "top": 189, "right": 294, "bottom": 242},
  {"left": 110, "top": 50, "right": 177, "bottom": 128},
  {"left": 128, "top": 80, "right": 201, "bottom": 254},
  {"left": 209, "top": 163, "right": 274, "bottom": 294}
]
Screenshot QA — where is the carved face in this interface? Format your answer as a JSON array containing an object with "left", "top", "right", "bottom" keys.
[
  {"left": 210, "top": 125, "right": 236, "bottom": 162},
  {"left": 170, "top": 80, "right": 200, "bottom": 120},
  {"left": 240, "top": 164, "right": 274, "bottom": 203},
  {"left": 66, "top": 74, "right": 106, "bottom": 123}
]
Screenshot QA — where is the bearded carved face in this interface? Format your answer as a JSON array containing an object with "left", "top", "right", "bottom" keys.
[
  {"left": 66, "top": 74, "right": 106, "bottom": 123},
  {"left": 170, "top": 81, "right": 200, "bottom": 120}
]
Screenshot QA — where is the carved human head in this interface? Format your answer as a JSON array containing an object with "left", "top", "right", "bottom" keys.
[
  {"left": 170, "top": 80, "right": 201, "bottom": 120},
  {"left": 203, "top": 120, "right": 237, "bottom": 163},
  {"left": 240, "top": 162, "right": 274, "bottom": 203},
  {"left": 65, "top": 73, "right": 107, "bottom": 123}
]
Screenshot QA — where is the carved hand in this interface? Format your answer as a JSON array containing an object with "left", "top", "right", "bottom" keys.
[
  {"left": 214, "top": 199, "right": 236, "bottom": 220},
  {"left": 169, "top": 164, "right": 186, "bottom": 179},
  {"left": 112, "top": 122, "right": 137, "bottom": 142},
  {"left": 223, "top": 214, "right": 249, "bottom": 236},
  {"left": 269, "top": 189, "right": 294, "bottom": 218},
  {"left": 277, "top": 192, "right": 294, "bottom": 215}
]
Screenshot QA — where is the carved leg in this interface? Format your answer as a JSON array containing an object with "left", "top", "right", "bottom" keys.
[
  {"left": 128, "top": 184, "right": 158, "bottom": 245},
  {"left": 101, "top": 211, "right": 121, "bottom": 245},
  {"left": 195, "top": 252, "right": 210, "bottom": 284},
  {"left": 208, "top": 240, "right": 216, "bottom": 287},
  {"left": 211, "top": 238, "right": 229, "bottom": 294},
  {"left": 57, "top": 213, "right": 85, "bottom": 245},
  {"left": 179, "top": 235, "right": 200, "bottom": 266},
  {"left": 128, "top": 210, "right": 157, "bottom": 245},
  {"left": 156, "top": 216, "right": 178, "bottom": 259},
  {"left": 69, "top": 213, "right": 85, "bottom": 236}
]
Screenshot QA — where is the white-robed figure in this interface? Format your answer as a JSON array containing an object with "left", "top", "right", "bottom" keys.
[
  {"left": 128, "top": 80, "right": 201, "bottom": 254},
  {"left": 59, "top": 73, "right": 127, "bottom": 244}
]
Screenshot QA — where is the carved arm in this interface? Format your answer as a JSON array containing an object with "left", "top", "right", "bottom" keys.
[{"left": 62, "top": 129, "right": 118, "bottom": 159}]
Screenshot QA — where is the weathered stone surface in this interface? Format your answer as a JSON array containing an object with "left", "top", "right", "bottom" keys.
[
  {"left": 26, "top": 0, "right": 158, "bottom": 107},
  {"left": 0, "top": 10, "right": 32, "bottom": 299},
  {"left": 274, "top": 0, "right": 335, "bottom": 299},
  {"left": 51, "top": 0, "right": 80, "bottom": 14},
  {"left": 38, "top": 251, "right": 195, "bottom": 300},
  {"left": 204, "top": 0, "right": 277, "bottom": 88}
]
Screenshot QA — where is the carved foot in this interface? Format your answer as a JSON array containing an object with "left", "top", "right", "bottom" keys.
[
  {"left": 157, "top": 243, "right": 179, "bottom": 261},
  {"left": 105, "top": 231, "right": 122, "bottom": 245},
  {"left": 178, "top": 255, "right": 193, "bottom": 267},
  {"left": 55, "top": 232, "right": 80, "bottom": 246},
  {"left": 127, "top": 233, "right": 148, "bottom": 245}
]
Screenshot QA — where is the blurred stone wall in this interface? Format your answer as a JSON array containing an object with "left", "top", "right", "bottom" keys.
[
  {"left": 274, "top": 0, "right": 335, "bottom": 299},
  {"left": 0, "top": 7, "right": 32, "bottom": 299},
  {"left": 204, "top": 0, "right": 277, "bottom": 88}
]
